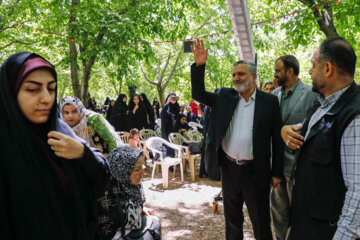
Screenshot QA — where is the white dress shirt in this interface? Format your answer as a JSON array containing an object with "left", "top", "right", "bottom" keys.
[{"left": 221, "top": 89, "right": 256, "bottom": 161}]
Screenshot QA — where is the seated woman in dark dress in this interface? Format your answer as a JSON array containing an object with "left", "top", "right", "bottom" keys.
[
  {"left": 178, "top": 114, "right": 191, "bottom": 135},
  {"left": 108, "top": 146, "right": 161, "bottom": 240}
]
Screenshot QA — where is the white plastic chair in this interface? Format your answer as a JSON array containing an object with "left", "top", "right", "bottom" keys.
[
  {"left": 155, "top": 127, "right": 161, "bottom": 137},
  {"left": 168, "top": 133, "right": 200, "bottom": 182},
  {"left": 184, "top": 129, "right": 204, "bottom": 142},
  {"left": 146, "top": 137, "right": 184, "bottom": 188},
  {"left": 189, "top": 121, "right": 203, "bottom": 130},
  {"left": 155, "top": 118, "right": 161, "bottom": 127},
  {"left": 139, "top": 129, "right": 156, "bottom": 140},
  {"left": 117, "top": 131, "right": 130, "bottom": 143}
]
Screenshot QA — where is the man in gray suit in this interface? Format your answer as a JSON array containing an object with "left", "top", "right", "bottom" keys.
[{"left": 270, "top": 55, "right": 318, "bottom": 240}]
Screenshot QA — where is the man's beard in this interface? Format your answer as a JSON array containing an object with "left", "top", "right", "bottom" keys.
[
  {"left": 312, "top": 80, "right": 325, "bottom": 94},
  {"left": 234, "top": 77, "right": 254, "bottom": 93},
  {"left": 277, "top": 75, "right": 287, "bottom": 86}
]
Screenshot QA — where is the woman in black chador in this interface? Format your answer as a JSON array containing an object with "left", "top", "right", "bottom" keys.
[
  {"left": 161, "top": 92, "right": 180, "bottom": 158},
  {"left": 109, "top": 93, "right": 130, "bottom": 132},
  {"left": 129, "top": 94, "right": 148, "bottom": 130},
  {"left": 140, "top": 93, "right": 155, "bottom": 130},
  {"left": 0, "top": 52, "right": 109, "bottom": 239},
  {"left": 152, "top": 97, "right": 160, "bottom": 119}
]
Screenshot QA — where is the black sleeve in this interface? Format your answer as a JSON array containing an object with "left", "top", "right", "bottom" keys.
[
  {"left": 271, "top": 96, "right": 284, "bottom": 178},
  {"left": 0, "top": 161, "right": 12, "bottom": 239},
  {"left": 160, "top": 104, "right": 170, "bottom": 139},
  {"left": 191, "top": 63, "right": 217, "bottom": 107},
  {"left": 75, "top": 145, "right": 110, "bottom": 198}
]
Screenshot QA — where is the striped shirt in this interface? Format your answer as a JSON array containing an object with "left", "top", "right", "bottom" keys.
[
  {"left": 304, "top": 86, "right": 349, "bottom": 140},
  {"left": 304, "top": 86, "right": 360, "bottom": 239},
  {"left": 334, "top": 114, "right": 360, "bottom": 239}
]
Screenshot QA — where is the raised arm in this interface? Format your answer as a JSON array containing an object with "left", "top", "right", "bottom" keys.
[{"left": 190, "top": 38, "right": 216, "bottom": 107}]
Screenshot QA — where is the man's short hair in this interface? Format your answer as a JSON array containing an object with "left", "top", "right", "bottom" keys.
[
  {"left": 233, "top": 60, "right": 257, "bottom": 75},
  {"left": 264, "top": 82, "right": 274, "bottom": 88},
  {"left": 275, "top": 55, "right": 300, "bottom": 76},
  {"left": 319, "top": 36, "right": 356, "bottom": 77}
]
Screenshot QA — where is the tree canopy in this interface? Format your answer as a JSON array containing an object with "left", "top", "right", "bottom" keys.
[{"left": 1, "top": 0, "right": 359, "bottom": 106}]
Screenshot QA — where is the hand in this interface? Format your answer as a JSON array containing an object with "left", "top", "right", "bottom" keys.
[
  {"left": 142, "top": 207, "right": 153, "bottom": 216},
  {"left": 133, "top": 105, "right": 139, "bottom": 114},
  {"left": 190, "top": 38, "right": 209, "bottom": 66},
  {"left": 48, "top": 131, "right": 85, "bottom": 159},
  {"left": 281, "top": 124, "right": 304, "bottom": 150},
  {"left": 271, "top": 177, "right": 281, "bottom": 189}
]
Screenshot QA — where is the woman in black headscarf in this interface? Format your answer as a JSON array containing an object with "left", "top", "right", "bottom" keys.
[
  {"left": 0, "top": 52, "right": 110, "bottom": 240},
  {"left": 129, "top": 94, "right": 148, "bottom": 130},
  {"left": 160, "top": 93, "right": 180, "bottom": 158},
  {"left": 105, "top": 99, "right": 115, "bottom": 121},
  {"left": 104, "top": 96, "right": 111, "bottom": 106},
  {"left": 152, "top": 97, "right": 160, "bottom": 119},
  {"left": 140, "top": 93, "right": 155, "bottom": 130},
  {"left": 107, "top": 145, "right": 161, "bottom": 239},
  {"left": 109, "top": 94, "right": 130, "bottom": 132},
  {"left": 160, "top": 92, "right": 180, "bottom": 141}
]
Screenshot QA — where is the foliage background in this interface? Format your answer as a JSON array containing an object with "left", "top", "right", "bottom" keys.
[{"left": 1, "top": 0, "right": 359, "bottom": 106}]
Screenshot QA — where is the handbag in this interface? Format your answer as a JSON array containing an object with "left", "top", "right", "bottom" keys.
[{"left": 188, "top": 141, "right": 203, "bottom": 154}]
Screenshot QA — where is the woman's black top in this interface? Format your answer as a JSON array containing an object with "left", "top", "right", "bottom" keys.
[
  {"left": 110, "top": 94, "right": 130, "bottom": 131},
  {"left": 129, "top": 95, "right": 148, "bottom": 130}
]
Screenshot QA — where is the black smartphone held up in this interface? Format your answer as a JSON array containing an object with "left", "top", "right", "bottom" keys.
[{"left": 184, "top": 41, "right": 193, "bottom": 53}]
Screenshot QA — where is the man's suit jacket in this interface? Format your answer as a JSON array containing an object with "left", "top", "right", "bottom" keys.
[
  {"left": 191, "top": 63, "right": 284, "bottom": 187},
  {"left": 272, "top": 81, "right": 318, "bottom": 173}
]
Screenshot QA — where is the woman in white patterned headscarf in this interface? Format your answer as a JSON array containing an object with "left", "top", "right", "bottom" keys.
[
  {"left": 60, "top": 96, "right": 126, "bottom": 240},
  {"left": 60, "top": 96, "right": 122, "bottom": 156}
]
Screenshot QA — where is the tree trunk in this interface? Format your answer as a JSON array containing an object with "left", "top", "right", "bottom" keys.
[
  {"left": 299, "top": 0, "right": 339, "bottom": 38},
  {"left": 67, "top": 1, "right": 135, "bottom": 102},
  {"left": 81, "top": 55, "right": 97, "bottom": 103},
  {"left": 157, "top": 85, "right": 165, "bottom": 107},
  {"left": 118, "top": 75, "right": 123, "bottom": 95},
  {"left": 313, "top": 5, "right": 339, "bottom": 38},
  {"left": 68, "top": 0, "right": 81, "bottom": 98},
  {"left": 58, "top": 77, "right": 69, "bottom": 102}
]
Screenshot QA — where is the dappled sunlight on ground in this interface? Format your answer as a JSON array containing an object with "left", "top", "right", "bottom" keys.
[{"left": 141, "top": 164, "right": 255, "bottom": 240}]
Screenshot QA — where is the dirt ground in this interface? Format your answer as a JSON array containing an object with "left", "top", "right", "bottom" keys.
[{"left": 142, "top": 162, "right": 255, "bottom": 240}]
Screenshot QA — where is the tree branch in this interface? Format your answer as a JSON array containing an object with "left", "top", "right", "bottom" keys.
[
  {"left": 111, "top": 81, "right": 119, "bottom": 95},
  {"left": 0, "top": 19, "right": 32, "bottom": 32},
  {"left": 139, "top": 61, "right": 158, "bottom": 85},
  {"left": 118, "top": 0, "right": 138, "bottom": 15},
  {"left": 0, "top": 40, "right": 34, "bottom": 50},
  {"left": 193, "top": 4, "right": 227, "bottom": 37},
  {"left": 0, "top": 0, "right": 20, "bottom": 32},
  {"left": 175, "top": 64, "right": 185, "bottom": 72},
  {"left": 155, "top": 58, "right": 161, "bottom": 82},
  {"left": 298, "top": 0, "right": 338, "bottom": 37},
  {"left": 163, "top": 51, "right": 183, "bottom": 89},
  {"left": 159, "top": 50, "right": 172, "bottom": 84}
]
